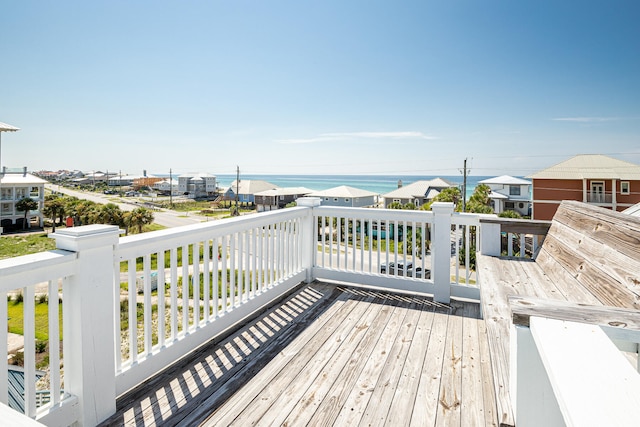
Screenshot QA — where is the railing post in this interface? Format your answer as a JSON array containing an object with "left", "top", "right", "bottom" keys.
[
  {"left": 50, "top": 224, "right": 120, "bottom": 426},
  {"left": 296, "top": 197, "right": 321, "bottom": 284},
  {"left": 479, "top": 219, "right": 501, "bottom": 256},
  {"left": 431, "top": 202, "right": 454, "bottom": 304}
]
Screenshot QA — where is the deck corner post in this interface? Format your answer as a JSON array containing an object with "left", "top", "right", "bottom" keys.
[
  {"left": 431, "top": 202, "right": 454, "bottom": 304},
  {"left": 511, "top": 321, "right": 563, "bottom": 427},
  {"left": 479, "top": 218, "right": 501, "bottom": 256},
  {"left": 296, "top": 197, "right": 322, "bottom": 283},
  {"left": 50, "top": 224, "right": 120, "bottom": 426}
]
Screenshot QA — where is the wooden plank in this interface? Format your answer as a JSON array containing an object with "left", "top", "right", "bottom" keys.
[
  {"left": 195, "top": 290, "right": 362, "bottom": 427},
  {"left": 384, "top": 304, "right": 436, "bottom": 426},
  {"left": 410, "top": 308, "right": 449, "bottom": 427},
  {"left": 479, "top": 217, "right": 552, "bottom": 235},
  {"left": 435, "top": 302, "right": 463, "bottom": 427},
  {"left": 477, "top": 314, "right": 498, "bottom": 426},
  {"left": 331, "top": 297, "right": 412, "bottom": 425},
  {"left": 554, "top": 200, "right": 640, "bottom": 262},
  {"left": 102, "top": 284, "right": 343, "bottom": 427},
  {"left": 541, "top": 234, "right": 640, "bottom": 309},
  {"left": 510, "top": 295, "right": 640, "bottom": 331},
  {"left": 285, "top": 295, "right": 399, "bottom": 426},
  {"left": 548, "top": 217, "right": 640, "bottom": 300},
  {"left": 461, "top": 303, "right": 484, "bottom": 427},
  {"left": 243, "top": 292, "right": 377, "bottom": 426},
  {"left": 477, "top": 254, "right": 516, "bottom": 427},
  {"left": 358, "top": 300, "right": 422, "bottom": 425}
]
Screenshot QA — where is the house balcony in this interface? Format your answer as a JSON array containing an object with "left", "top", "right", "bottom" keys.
[
  {"left": 586, "top": 192, "right": 613, "bottom": 204},
  {"left": 1, "top": 199, "right": 638, "bottom": 426}
]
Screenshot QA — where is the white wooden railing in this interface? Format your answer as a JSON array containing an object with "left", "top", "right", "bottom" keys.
[
  {"left": 1, "top": 200, "right": 481, "bottom": 426},
  {"left": 479, "top": 216, "right": 552, "bottom": 259}
]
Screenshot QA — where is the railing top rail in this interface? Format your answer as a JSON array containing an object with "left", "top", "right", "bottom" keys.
[
  {"left": 0, "top": 249, "right": 77, "bottom": 292},
  {"left": 314, "top": 205, "right": 434, "bottom": 221},
  {"left": 117, "top": 206, "right": 309, "bottom": 258},
  {"left": 480, "top": 216, "right": 552, "bottom": 235}
]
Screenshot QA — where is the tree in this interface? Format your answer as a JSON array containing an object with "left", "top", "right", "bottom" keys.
[
  {"left": 466, "top": 184, "right": 493, "bottom": 214},
  {"left": 422, "top": 187, "right": 462, "bottom": 211},
  {"left": 127, "top": 207, "right": 154, "bottom": 234},
  {"left": 43, "top": 195, "right": 65, "bottom": 232},
  {"left": 498, "top": 210, "right": 521, "bottom": 219},
  {"left": 98, "top": 203, "right": 124, "bottom": 226},
  {"left": 16, "top": 197, "right": 39, "bottom": 230}
]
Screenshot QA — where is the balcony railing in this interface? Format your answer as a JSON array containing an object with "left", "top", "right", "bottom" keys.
[
  {"left": 5, "top": 199, "right": 631, "bottom": 426},
  {"left": 586, "top": 192, "right": 613, "bottom": 204},
  {"left": 0, "top": 200, "right": 481, "bottom": 425}
]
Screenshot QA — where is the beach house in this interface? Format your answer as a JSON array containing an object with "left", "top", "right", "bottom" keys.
[
  {"left": 254, "top": 187, "right": 313, "bottom": 211},
  {"left": 479, "top": 175, "right": 532, "bottom": 216},
  {"left": 224, "top": 179, "right": 279, "bottom": 205},
  {"left": 529, "top": 154, "right": 640, "bottom": 220},
  {"left": 0, "top": 167, "right": 45, "bottom": 233},
  {"left": 381, "top": 177, "right": 456, "bottom": 208},
  {"left": 308, "top": 185, "right": 378, "bottom": 207},
  {"left": 178, "top": 172, "right": 217, "bottom": 198}
]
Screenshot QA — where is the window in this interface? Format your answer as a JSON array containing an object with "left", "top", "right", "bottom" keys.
[
  {"left": 334, "top": 198, "right": 338, "bottom": 202},
  {"left": 505, "top": 202, "right": 515, "bottom": 210},
  {"left": 345, "top": 198, "right": 350, "bottom": 202},
  {"left": 509, "top": 185, "right": 521, "bottom": 196},
  {"left": 30, "top": 186, "right": 39, "bottom": 197},
  {"left": 621, "top": 181, "right": 630, "bottom": 195}
]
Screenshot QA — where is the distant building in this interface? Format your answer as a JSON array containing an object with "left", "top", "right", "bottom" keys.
[
  {"left": 528, "top": 154, "right": 640, "bottom": 220},
  {"left": 479, "top": 175, "right": 531, "bottom": 216},
  {"left": 224, "top": 180, "right": 279, "bottom": 204},
  {"left": 254, "top": 187, "right": 314, "bottom": 212},
  {"left": 178, "top": 173, "right": 217, "bottom": 198},
  {"left": 381, "top": 178, "right": 456, "bottom": 208},
  {"left": 152, "top": 178, "right": 180, "bottom": 196},
  {"left": 0, "top": 167, "right": 46, "bottom": 232},
  {"left": 309, "top": 185, "right": 378, "bottom": 208}
]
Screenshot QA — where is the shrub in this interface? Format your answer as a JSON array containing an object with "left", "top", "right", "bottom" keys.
[
  {"left": 35, "top": 340, "right": 47, "bottom": 354},
  {"left": 37, "top": 294, "right": 48, "bottom": 304},
  {"left": 11, "top": 351, "right": 24, "bottom": 366},
  {"left": 13, "top": 292, "right": 24, "bottom": 304}
]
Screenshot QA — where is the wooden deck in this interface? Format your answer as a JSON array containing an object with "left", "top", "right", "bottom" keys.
[{"left": 100, "top": 282, "right": 498, "bottom": 426}]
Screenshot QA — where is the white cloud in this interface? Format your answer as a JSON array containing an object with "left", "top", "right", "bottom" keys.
[
  {"left": 552, "top": 117, "right": 621, "bottom": 123},
  {"left": 277, "top": 131, "right": 437, "bottom": 144}
]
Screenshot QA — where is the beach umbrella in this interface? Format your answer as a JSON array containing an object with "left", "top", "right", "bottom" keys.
[{"left": 0, "top": 121, "right": 20, "bottom": 173}]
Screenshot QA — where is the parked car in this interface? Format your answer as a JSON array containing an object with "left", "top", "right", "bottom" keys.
[{"left": 380, "top": 260, "right": 430, "bottom": 279}]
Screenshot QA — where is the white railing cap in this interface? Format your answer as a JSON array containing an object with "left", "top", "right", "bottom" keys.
[{"left": 296, "top": 197, "right": 322, "bottom": 207}]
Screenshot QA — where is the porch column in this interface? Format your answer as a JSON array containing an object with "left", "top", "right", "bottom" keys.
[
  {"left": 431, "top": 202, "right": 454, "bottom": 304},
  {"left": 612, "top": 179, "right": 617, "bottom": 210},
  {"left": 296, "top": 197, "right": 322, "bottom": 284},
  {"left": 582, "top": 179, "right": 587, "bottom": 202},
  {"left": 51, "top": 225, "right": 120, "bottom": 426}
]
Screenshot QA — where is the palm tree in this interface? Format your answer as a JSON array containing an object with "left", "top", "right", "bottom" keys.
[
  {"left": 15, "top": 197, "right": 39, "bottom": 230},
  {"left": 127, "top": 207, "right": 154, "bottom": 234},
  {"left": 98, "top": 203, "right": 123, "bottom": 226},
  {"left": 43, "top": 194, "right": 65, "bottom": 232}
]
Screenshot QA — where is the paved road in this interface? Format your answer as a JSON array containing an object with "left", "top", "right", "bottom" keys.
[{"left": 46, "top": 184, "right": 206, "bottom": 228}]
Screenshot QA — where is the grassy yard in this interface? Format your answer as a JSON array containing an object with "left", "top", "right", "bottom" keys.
[
  {"left": 0, "top": 233, "right": 56, "bottom": 260},
  {"left": 7, "top": 298, "right": 63, "bottom": 341}
]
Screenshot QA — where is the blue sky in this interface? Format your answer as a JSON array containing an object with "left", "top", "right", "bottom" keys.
[{"left": 1, "top": 1, "right": 639, "bottom": 176}]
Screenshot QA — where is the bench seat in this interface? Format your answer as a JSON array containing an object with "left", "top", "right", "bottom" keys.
[{"left": 478, "top": 201, "right": 640, "bottom": 427}]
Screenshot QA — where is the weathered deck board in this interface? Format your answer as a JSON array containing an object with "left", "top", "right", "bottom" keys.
[{"left": 103, "top": 283, "right": 495, "bottom": 427}]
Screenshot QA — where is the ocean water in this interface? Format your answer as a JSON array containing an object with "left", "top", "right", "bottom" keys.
[{"left": 214, "top": 174, "right": 493, "bottom": 199}]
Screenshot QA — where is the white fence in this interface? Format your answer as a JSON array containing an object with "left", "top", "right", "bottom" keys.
[{"left": 0, "top": 200, "right": 480, "bottom": 425}]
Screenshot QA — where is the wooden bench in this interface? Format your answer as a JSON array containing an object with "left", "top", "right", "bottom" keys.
[{"left": 477, "top": 200, "right": 640, "bottom": 427}]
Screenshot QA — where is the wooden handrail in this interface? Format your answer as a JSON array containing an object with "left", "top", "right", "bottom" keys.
[{"left": 479, "top": 217, "right": 552, "bottom": 235}]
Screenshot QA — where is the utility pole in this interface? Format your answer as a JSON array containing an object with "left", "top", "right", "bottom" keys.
[
  {"left": 235, "top": 165, "right": 240, "bottom": 216},
  {"left": 462, "top": 158, "right": 469, "bottom": 212},
  {"left": 169, "top": 168, "right": 173, "bottom": 207}
]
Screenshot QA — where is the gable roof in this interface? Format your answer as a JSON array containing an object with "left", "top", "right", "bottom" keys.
[
  {"left": 309, "top": 185, "right": 378, "bottom": 198},
  {"left": 254, "top": 187, "right": 314, "bottom": 197},
  {"left": 479, "top": 175, "right": 531, "bottom": 185},
  {"left": 382, "top": 178, "right": 456, "bottom": 199},
  {"left": 228, "top": 180, "right": 279, "bottom": 195},
  {"left": 528, "top": 154, "right": 640, "bottom": 180}
]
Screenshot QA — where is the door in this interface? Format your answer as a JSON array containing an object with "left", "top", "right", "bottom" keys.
[{"left": 591, "top": 181, "right": 605, "bottom": 203}]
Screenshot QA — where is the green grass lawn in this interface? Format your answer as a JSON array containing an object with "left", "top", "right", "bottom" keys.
[
  {"left": 0, "top": 234, "right": 56, "bottom": 260},
  {"left": 7, "top": 299, "right": 63, "bottom": 341}
]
